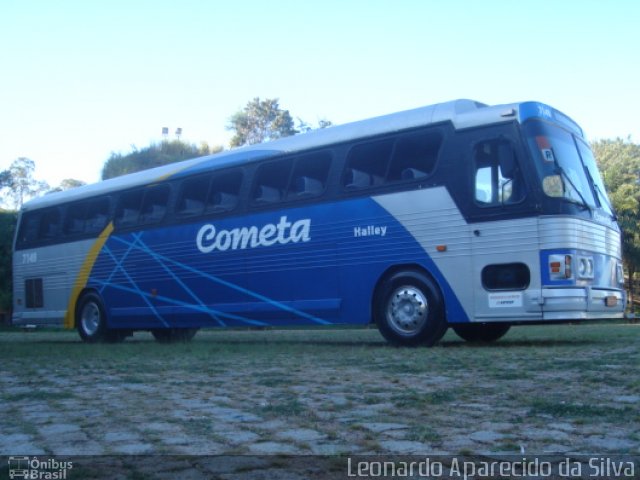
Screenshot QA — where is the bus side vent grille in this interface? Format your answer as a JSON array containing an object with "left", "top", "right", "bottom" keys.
[{"left": 25, "top": 278, "right": 44, "bottom": 308}]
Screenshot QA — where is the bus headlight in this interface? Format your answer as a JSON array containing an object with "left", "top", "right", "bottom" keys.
[{"left": 577, "top": 256, "right": 594, "bottom": 279}]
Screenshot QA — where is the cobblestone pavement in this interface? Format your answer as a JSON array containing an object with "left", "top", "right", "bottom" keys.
[{"left": 0, "top": 326, "right": 638, "bottom": 478}]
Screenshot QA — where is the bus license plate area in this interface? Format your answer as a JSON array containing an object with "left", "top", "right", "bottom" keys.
[{"left": 604, "top": 296, "right": 618, "bottom": 307}]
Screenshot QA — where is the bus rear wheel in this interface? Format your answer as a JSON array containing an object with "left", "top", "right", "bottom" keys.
[
  {"left": 374, "top": 270, "right": 447, "bottom": 347},
  {"left": 452, "top": 323, "right": 511, "bottom": 343},
  {"left": 76, "top": 292, "right": 110, "bottom": 343},
  {"left": 151, "top": 328, "right": 198, "bottom": 343}
]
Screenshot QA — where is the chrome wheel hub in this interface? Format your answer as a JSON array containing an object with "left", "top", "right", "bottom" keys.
[
  {"left": 81, "top": 302, "right": 101, "bottom": 335},
  {"left": 386, "top": 286, "right": 428, "bottom": 335}
]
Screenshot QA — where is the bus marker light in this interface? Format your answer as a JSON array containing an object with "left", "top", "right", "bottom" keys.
[
  {"left": 565, "top": 255, "right": 572, "bottom": 278},
  {"left": 549, "top": 255, "right": 573, "bottom": 279},
  {"left": 436, "top": 245, "right": 447, "bottom": 252}
]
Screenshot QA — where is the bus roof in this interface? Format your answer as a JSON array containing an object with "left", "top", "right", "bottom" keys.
[{"left": 22, "top": 99, "right": 582, "bottom": 211}]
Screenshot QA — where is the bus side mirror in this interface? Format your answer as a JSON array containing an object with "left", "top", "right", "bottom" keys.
[{"left": 498, "top": 143, "right": 516, "bottom": 178}]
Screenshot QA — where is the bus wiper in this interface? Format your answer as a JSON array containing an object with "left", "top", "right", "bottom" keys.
[
  {"left": 554, "top": 165, "right": 591, "bottom": 212},
  {"left": 583, "top": 166, "right": 618, "bottom": 220}
]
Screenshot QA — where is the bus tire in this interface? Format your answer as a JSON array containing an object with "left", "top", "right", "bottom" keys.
[
  {"left": 452, "top": 323, "right": 511, "bottom": 343},
  {"left": 151, "top": 328, "right": 198, "bottom": 343},
  {"left": 374, "top": 270, "right": 447, "bottom": 347},
  {"left": 76, "top": 291, "right": 109, "bottom": 343}
]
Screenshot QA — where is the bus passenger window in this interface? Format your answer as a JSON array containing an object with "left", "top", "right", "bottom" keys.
[
  {"left": 140, "top": 185, "right": 170, "bottom": 224},
  {"left": 252, "top": 160, "right": 292, "bottom": 205},
  {"left": 115, "top": 190, "right": 144, "bottom": 228},
  {"left": 343, "top": 139, "right": 392, "bottom": 189},
  {"left": 288, "top": 151, "right": 331, "bottom": 199},
  {"left": 474, "top": 140, "right": 524, "bottom": 206},
  {"left": 85, "top": 197, "right": 110, "bottom": 233},
  {"left": 38, "top": 208, "right": 62, "bottom": 240},
  {"left": 207, "top": 170, "right": 242, "bottom": 212},
  {"left": 387, "top": 132, "right": 442, "bottom": 182},
  {"left": 18, "top": 212, "right": 40, "bottom": 246},
  {"left": 64, "top": 204, "right": 87, "bottom": 235},
  {"left": 177, "top": 176, "right": 209, "bottom": 217}
]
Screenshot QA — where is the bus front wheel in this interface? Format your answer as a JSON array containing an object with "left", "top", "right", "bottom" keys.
[
  {"left": 452, "top": 323, "right": 511, "bottom": 343},
  {"left": 374, "top": 270, "right": 447, "bottom": 347}
]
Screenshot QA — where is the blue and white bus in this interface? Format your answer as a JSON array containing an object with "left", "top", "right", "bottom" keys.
[{"left": 11, "top": 99, "right": 626, "bottom": 345}]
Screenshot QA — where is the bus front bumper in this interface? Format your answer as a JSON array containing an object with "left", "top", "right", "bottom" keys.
[{"left": 541, "top": 287, "right": 626, "bottom": 320}]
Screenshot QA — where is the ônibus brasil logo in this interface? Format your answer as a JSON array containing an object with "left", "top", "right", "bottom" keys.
[{"left": 196, "top": 216, "right": 311, "bottom": 254}]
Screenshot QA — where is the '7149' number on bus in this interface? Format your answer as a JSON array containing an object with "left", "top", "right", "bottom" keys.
[{"left": 22, "top": 252, "right": 37, "bottom": 264}]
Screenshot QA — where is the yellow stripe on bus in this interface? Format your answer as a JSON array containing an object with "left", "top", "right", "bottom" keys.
[{"left": 63, "top": 222, "right": 114, "bottom": 329}]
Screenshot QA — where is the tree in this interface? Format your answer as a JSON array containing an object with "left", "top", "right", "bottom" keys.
[
  {"left": 47, "top": 178, "right": 87, "bottom": 194},
  {"left": 0, "top": 158, "right": 49, "bottom": 209},
  {"left": 228, "top": 98, "right": 298, "bottom": 147},
  {"left": 0, "top": 210, "right": 17, "bottom": 320},
  {"left": 592, "top": 137, "right": 640, "bottom": 306},
  {"left": 296, "top": 117, "right": 333, "bottom": 133},
  {"left": 102, "top": 140, "right": 221, "bottom": 180}
]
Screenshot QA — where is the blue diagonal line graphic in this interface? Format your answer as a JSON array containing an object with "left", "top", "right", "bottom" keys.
[
  {"left": 91, "top": 279, "right": 268, "bottom": 326},
  {"left": 134, "top": 235, "right": 227, "bottom": 327},
  {"left": 101, "top": 234, "right": 169, "bottom": 327},
  {"left": 98, "top": 234, "right": 139, "bottom": 294},
  {"left": 110, "top": 235, "right": 330, "bottom": 325}
]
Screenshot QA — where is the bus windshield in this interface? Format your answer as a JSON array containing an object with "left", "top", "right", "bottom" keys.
[{"left": 523, "top": 121, "right": 614, "bottom": 217}]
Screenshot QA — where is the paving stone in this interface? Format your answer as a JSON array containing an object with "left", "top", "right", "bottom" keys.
[
  {"left": 205, "top": 406, "right": 262, "bottom": 422},
  {"left": 308, "top": 442, "right": 352, "bottom": 455},
  {"left": 379, "top": 439, "right": 429, "bottom": 454},
  {"left": 217, "top": 429, "right": 261, "bottom": 445},
  {"left": 523, "top": 428, "right": 569, "bottom": 441},
  {"left": 547, "top": 422, "right": 576, "bottom": 432},
  {"left": 38, "top": 423, "right": 81, "bottom": 436},
  {"left": 587, "top": 436, "right": 636, "bottom": 450},
  {"left": 359, "top": 422, "right": 408, "bottom": 433},
  {"left": 469, "top": 430, "right": 506, "bottom": 442},
  {"left": 255, "top": 419, "right": 288, "bottom": 431},
  {"left": 112, "top": 442, "right": 155, "bottom": 454},
  {"left": 614, "top": 395, "right": 640, "bottom": 403},
  {"left": 276, "top": 428, "right": 327, "bottom": 442},
  {"left": 542, "top": 444, "right": 573, "bottom": 453},
  {"left": 2, "top": 441, "right": 47, "bottom": 455},
  {"left": 104, "top": 431, "right": 141, "bottom": 443}
]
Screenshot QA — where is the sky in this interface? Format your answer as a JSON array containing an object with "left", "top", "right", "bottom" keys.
[{"left": 1, "top": 0, "right": 639, "bottom": 189}]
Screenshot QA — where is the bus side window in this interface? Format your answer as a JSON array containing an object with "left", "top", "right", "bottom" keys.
[
  {"left": 288, "top": 151, "right": 331, "bottom": 199},
  {"left": 176, "top": 176, "right": 210, "bottom": 217},
  {"left": 139, "top": 185, "right": 170, "bottom": 224},
  {"left": 252, "top": 160, "right": 292, "bottom": 205},
  {"left": 387, "top": 132, "right": 442, "bottom": 182},
  {"left": 85, "top": 197, "right": 110, "bottom": 233},
  {"left": 64, "top": 203, "right": 88, "bottom": 235},
  {"left": 207, "top": 170, "right": 243, "bottom": 213},
  {"left": 38, "top": 208, "right": 62, "bottom": 240},
  {"left": 114, "top": 190, "right": 144, "bottom": 228},
  {"left": 343, "top": 139, "right": 393, "bottom": 189},
  {"left": 17, "top": 212, "right": 40, "bottom": 246},
  {"left": 474, "top": 139, "right": 524, "bottom": 206}
]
